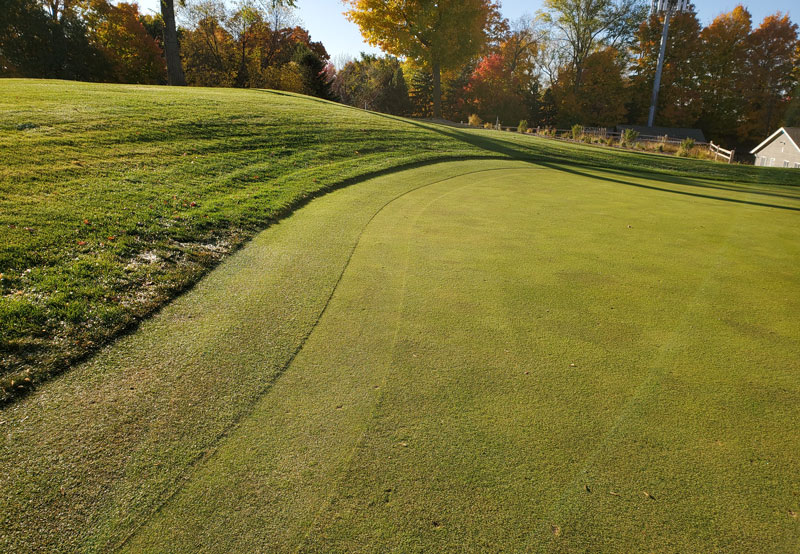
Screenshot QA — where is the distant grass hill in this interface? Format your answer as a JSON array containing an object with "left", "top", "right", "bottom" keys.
[{"left": 0, "top": 79, "right": 796, "bottom": 404}]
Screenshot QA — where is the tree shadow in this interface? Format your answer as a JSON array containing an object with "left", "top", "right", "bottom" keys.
[
  {"left": 377, "top": 116, "right": 800, "bottom": 212},
  {"left": 533, "top": 162, "right": 800, "bottom": 212}
]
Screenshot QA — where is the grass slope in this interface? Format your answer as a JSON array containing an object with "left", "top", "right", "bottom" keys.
[
  {"left": 3, "top": 159, "right": 798, "bottom": 552},
  {"left": 1, "top": 79, "right": 798, "bottom": 403}
]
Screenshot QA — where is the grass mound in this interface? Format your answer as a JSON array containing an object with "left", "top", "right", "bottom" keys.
[{"left": 0, "top": 79, "right": 797, "bottom": 403}]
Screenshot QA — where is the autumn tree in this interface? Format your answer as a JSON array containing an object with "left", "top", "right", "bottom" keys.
[
  {"left": 83, "top": 0, "right": 166, "bottom": 84},
  {"left": 552, "top": 47, "right": 627, "bottom": 126},
  {"left": 466, "top": 53, "right": 526, "bottom": 123},
  {"left": 697, "top": 5, "right": 752, "bottom": 142},
  {"left": 538, "top": 0, "right": 647, "bottom": 92},
  {"left": 179, "top": 0, "right": 329, "bottom": 95},
  {"left": 181, "top": 0, "right": 235, "bottom": 85},
  {"left": 334, "top": 54, "right": 411, "bottom": 114},
  {"left": 464, "top": 21, "right": 546, "bottom": 125},
  {"left": 740, "top": 13, "right": 799, "bottom": 140},
  {"left": 226, "top": 3, "right": 264, "bottom": 87},
  {"left": 344, "top": 0, "right": 500, "bottom": 118},
  {"left": 501, "top": 17, "right": 541, "bottom": 81},
  {"left": 786, "top": 83, "right": 800, "bottom": 127},
  {"left": 629, "top": 8, "right": 703, "bottom": 127}
]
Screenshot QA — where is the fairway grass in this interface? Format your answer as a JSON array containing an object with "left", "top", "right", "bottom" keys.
[
  {"left": 2, "top": 160, "right": 798, "bottom": 552},
  {"left": 2, "top": 79, "right": 798, "bottom": 403}
]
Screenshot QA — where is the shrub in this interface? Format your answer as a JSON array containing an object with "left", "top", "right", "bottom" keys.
[
  {"left": 526, "top": 128, "right": 534, "bottom": 134},
  {"left": 571, "top": 124, "right": 584, "bottom": 140},
  {"left": 483, "top": 121, "right": 493, "bottom": 129},
  {"left": 606, "top": 136, "right": 615, "bottom": 146},
  {"left": 518, "top": 120, "right": 528, "bottom": 133},
  {"left": 677, "top": 137, "right": 695, "bottom": 157},
  {"left": 620, "top": 128, "right": 640, "bottom": 148},
  {"left": 468, "top": 114, "right": 483, "bottom": 127}
]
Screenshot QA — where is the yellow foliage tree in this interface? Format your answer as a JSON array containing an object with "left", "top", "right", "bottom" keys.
[{"left": 344, "top": 0, "right": 498, "bottom": 118}]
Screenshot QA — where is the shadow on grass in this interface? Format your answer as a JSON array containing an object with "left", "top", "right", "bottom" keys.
[
  {"left": 387, "top": 116, "right": 800, "bottom": 213},
  {"left": 588, "top": 165, "right": 800, "bottom": 201},
  {"left": 536, "top": 162, "right": 800, "bottom": 212}
]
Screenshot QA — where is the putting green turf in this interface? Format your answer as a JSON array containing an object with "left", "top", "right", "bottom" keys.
[{"left": 2, "top": 160, "right": 799, "bottom": 552}]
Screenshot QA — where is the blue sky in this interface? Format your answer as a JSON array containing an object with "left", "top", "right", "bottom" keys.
[{"left": 135, "top": 0, "right": 796, "bottom": 63}]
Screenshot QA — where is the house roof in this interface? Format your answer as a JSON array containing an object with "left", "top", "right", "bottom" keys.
[
  {"left": 616, "top": 125, "right": 706, "bottom": 143},
  {"left": 750, "top": 127, "right": 800, "bottom": 154}
]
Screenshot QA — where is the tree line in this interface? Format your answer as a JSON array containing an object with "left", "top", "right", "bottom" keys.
[
  {"left": 0, "top": 0, "right": 333, "bottom": 96},
  {"left": 2, "top": 0, "right": 798, "bottom": 148},
  {"left": 343, "top": 0, "right": 800, "bottom": 148}
]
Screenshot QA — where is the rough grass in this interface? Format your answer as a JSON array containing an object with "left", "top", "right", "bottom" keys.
[
  {"left": 2, "top": 79, "right": 797, "bottom": 403},
  {"left": 2, "top": 160, "right": 798, "bottom": 552}
]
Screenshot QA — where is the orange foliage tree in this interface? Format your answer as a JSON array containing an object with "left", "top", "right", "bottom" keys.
[
  {"left": 629, "top": 9, "right": 703, "bottom": 127},
  {"left": 465, "top": 53, "right": 526, "bottom": 123},
  {"left": 740, "top": 13, "right": 799, "bottom": 139},
  {"left": 344, "top": 0, "right": 500, "bottom": 118},
  {"left": 697, "top": 5, "right": 752, "bottom": 142},
  {"left": 552, "top": 48, "right": 627, "bottom": 127},
  {"left": 83, "top": 0, "right": 166, "bottom": 84}
]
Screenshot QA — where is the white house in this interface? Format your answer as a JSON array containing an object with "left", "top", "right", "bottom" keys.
[{"left": 750, "top": 127, "right": 800, "bottom": 168}]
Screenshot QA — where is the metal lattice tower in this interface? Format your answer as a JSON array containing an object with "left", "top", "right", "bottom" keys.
[{"left": 647, "top": 0, "right": 691, "bottom": 127}]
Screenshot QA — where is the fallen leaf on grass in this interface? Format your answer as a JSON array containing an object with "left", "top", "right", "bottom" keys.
[
  {"left": 584, "top": 484, "right": 591, "bottom": 493},
  {"left": 789, "top": 510, "right": 797, "bottom": 519},
  {"left": 643, "top": 491, "right": 655, "bottom": 500},
  {"left": 609, "top": 491, "right": 621, "bottom": 497},
  {"left": 552, "top": 525, "right": 561, "bottom": 537}
]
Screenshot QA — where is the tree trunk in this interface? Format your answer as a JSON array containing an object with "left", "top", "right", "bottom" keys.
[
  {"left": 161, "top": 0, "right": 186, "bottom": 86},
  {"left": 574, "top": 64, "right": 583, "bottom": 93},
  {"left": 432, "top": 61, "right": 442, "bottom": 119}
]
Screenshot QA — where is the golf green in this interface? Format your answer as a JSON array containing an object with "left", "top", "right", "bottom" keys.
[{"left": 2, "top": 161, "right": 799, "bottom": 552}]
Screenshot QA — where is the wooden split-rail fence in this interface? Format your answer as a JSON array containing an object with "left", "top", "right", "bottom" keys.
[{"left": 709, "top": 141, "right": 735, "bottom": 163}]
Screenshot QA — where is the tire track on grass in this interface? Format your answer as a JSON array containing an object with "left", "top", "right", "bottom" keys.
[
  {"left": 116, "top": 163, "right": 539, "bottom": 552},
  {"left": 293, "top": 168, "right": 545, "bottom": 552}
]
